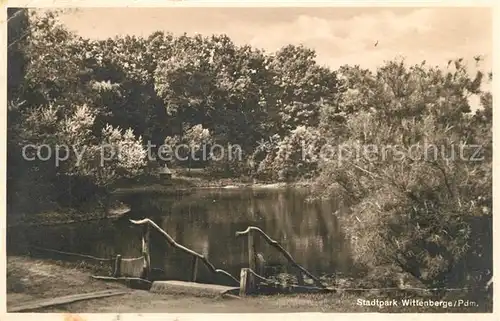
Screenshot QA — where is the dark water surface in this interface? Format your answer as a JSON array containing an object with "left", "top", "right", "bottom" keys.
[{"left": 8, "top": 187, "right": 352, "bottom": 285}]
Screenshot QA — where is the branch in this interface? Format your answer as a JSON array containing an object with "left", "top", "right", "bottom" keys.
[
  {"left": 130, "top": 219, "right": 239, "bottom": 285},
  {"left": 431, "top": 160, "right": 454, "bottom": 198},
  {"left": 348, "top": 161, "right": 380, "bottom": 179},
  {"left": 236, "top": 226, "right": 326, "bottom": 288}
]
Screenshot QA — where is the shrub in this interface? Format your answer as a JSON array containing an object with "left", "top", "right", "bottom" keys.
[
  {"left": 254, "top": 126, "right": 325, "bottom": 181},
  {"left": 314, "top": 59, "right": 492, "bottom": 289}
]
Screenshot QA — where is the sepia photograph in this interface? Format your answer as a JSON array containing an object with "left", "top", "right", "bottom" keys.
[{"left": 5, "top": 3, "right": 493, "bottom": 315}]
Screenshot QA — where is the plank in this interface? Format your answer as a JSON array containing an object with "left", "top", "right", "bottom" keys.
[
  {"left": 9, "top": 289, "right": 130, "bottom": 312},
  {"left": 150, "top": 280, "right": 239, "bottom": 297}
]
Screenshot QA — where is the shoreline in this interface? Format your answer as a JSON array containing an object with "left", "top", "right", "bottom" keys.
[
  {"left": 7, "top": 205, "right": 128, "bottom": 229},
  {"left": 111, "top": 180, "right": 312, "bottom": 194},
  {"left": 7, "top": 177, "right": 313, "bottom": 228}
]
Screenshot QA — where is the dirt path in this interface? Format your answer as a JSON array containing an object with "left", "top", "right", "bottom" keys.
[
  {"left": 7, "top": 256, "right": 490, "bottom": 313},
  {"left": 7, "top": 256, "right": 126, "bottom": 309},
  {"left": 40, "top": 291, "right": 348, "bottom": 313},
  {"left": 7, "top": 256, "right": 355, "bottom": 313}
]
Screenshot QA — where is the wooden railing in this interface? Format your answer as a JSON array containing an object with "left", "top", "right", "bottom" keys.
[
  {"left": 124, "top": 218, "right": 327, "bottom": 296},
  {"left": 235, "top": 226, "right": 327, "bottom": 293},
  {"left": 129, "top": 218, "right": 240, "bottom": 286}
]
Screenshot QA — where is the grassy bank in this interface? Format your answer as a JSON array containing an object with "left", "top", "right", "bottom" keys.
[
  {"left": 7, "top": 256, "right": 491, "bottom": 313},
  {"left": 6, "top": 200, "right": 131, "bottom": 228}
]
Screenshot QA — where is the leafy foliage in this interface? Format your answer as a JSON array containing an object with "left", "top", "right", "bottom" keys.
[
  {"left": 255, "top": 126, "right": 324, "bottom": 181},
  {"left": 313, "top": 59, "right": 492, "bottom": 288}
]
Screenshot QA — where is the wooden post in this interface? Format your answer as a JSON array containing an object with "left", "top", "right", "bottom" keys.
[
  {"left": 256, "top": 252, "right": 265, "bottom": 276},
  {"left": 142, "top": 224, "right": 151, "bottom": 280},
  {"left": 191, "top": 256, "right": 199, "bottom": 282},
  {"left": 248, "top": 231, "right": 255, "bottom": 271},
  {"left": 297, "top": 271, "right": 305, "bottom": 286},
  {"left": 113, "top": 254, "right": 122, "bottom": 277},
  {"left": 239, "top": 268, "right": 255, "bottom": 296}
]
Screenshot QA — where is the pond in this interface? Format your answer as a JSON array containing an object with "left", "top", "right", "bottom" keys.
[{"left": 8, "top": 187, "right": 353, "bottom": 286}]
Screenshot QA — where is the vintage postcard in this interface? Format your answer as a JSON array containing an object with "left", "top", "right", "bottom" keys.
[{"left": 2, "top": 0, "right": 496, "bottom": 319}]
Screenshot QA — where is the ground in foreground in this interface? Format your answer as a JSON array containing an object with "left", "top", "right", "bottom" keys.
[{"left": 7, "top": 256, "right": 490, "bottom": 313}]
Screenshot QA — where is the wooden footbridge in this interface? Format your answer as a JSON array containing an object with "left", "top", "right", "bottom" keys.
[{"left": 92, "top": 218, "right": 331, "bottom": 297}]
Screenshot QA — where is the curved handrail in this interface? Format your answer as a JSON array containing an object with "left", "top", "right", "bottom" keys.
[
  {"left": 236, "top": 226, "right": 326, "bottom": 288},
  {"left": 130, "top": 218, "right": 240, "bottom": 285}
]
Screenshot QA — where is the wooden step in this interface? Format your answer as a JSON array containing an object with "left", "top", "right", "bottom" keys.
[{"left": 150, "top": 280, "right": 239, "bottom": 297}]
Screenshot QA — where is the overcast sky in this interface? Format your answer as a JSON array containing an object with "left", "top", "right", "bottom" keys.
[{"left": 57, "top": 7, "right": 492, "bottom": 71}]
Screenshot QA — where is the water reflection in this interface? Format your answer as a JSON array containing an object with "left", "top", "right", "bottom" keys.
[{"left": 8, "top": 187, "right": 351, "bottom": 285}]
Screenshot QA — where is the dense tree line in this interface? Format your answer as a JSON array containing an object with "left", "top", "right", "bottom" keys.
[
  {"left": 7, "top": 10, "right": 339, "bottom": 208},
  {"left": 7, "top": 10, "right": 492, "bottom": 290}
]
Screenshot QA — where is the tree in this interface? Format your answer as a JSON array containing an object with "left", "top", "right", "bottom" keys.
[
  {"left": 7, "top": 8, "right": 29, "bottom": 100},
  {"left": 163, "top": 124, "right": 213, "bottom": 170},
  {"left": 255, "top": 126, "right": 324, "bottom": 181},
  {"left": 314, "top": 58, "right": 492, "bottom": 289},
  {"left": 267, "top": 45, "right": 339, "bottom": 135},
  {"left": 7, "top": 10, "right": 148, "bottom": 216}
]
